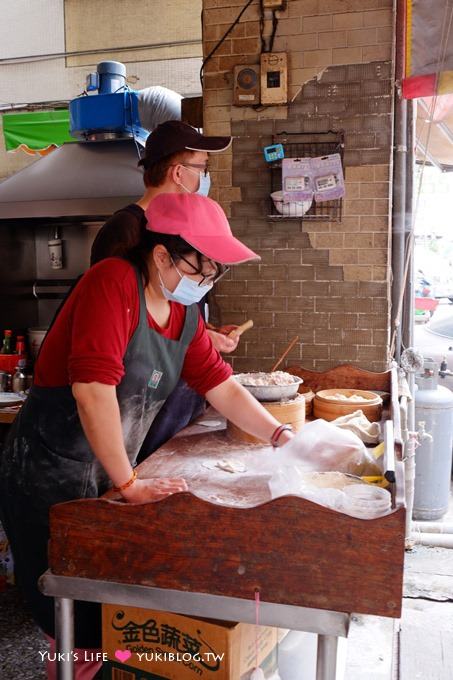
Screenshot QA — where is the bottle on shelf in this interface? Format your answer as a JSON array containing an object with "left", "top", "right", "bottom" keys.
[
  {"left": 12, "top": 359, "right": 27, "bottom": 393},
  {"left": 15, "top": 335, "right": 26, "bottom": 355},
  {"left": 1, "top": 330, "right": 12, "bottom": 354}
]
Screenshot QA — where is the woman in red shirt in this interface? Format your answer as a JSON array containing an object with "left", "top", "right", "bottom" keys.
[{"left": 0, "top": 193, "right": 294, "bottom": 678}]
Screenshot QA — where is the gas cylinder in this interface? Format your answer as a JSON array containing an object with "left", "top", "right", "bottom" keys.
[{"left": 413, "top": 359, "right": 453, "bottom": 520}]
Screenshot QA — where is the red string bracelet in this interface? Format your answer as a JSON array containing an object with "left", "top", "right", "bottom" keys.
[{"left": 270, "top": 424, "right": 293, "bottom": 448}]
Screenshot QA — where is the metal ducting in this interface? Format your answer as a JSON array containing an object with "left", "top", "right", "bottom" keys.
[{"left": 0, "top": 139, "right": 144, "bottom": 220}]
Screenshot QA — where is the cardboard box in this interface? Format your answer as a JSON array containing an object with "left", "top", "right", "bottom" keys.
[{"left": 102, "top": 604, "right": 279, "bottom": 680}]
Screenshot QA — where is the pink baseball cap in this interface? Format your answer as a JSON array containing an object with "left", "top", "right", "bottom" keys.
[{"left": 145, "top": 193, "right": 260, "bottom": 265}]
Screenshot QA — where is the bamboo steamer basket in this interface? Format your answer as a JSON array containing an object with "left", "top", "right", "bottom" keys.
[
  {"left": 228, "top": 395, "right": 305, "bottom": 444},
  {"left": 299, "top": 385, "right": 315, "bottom": 417},
  {"left": 313, "top": 388, "right": 383, "bottom": 422}
]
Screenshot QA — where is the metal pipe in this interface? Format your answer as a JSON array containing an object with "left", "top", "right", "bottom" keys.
[
  {"left": 404, "top": 431, "right": 417, "bottom": 546},
  {"left": 391, "top": 0, "right": 407, "bottom": 364},
  {"left": 400, "top": 395, "right": 408, "bottom": 441},
  {"left": 401, "top": 33, "right": 417, "bottom": 547},
  {"left": 384, "top": 420, "right": 396, "bottom": 483},
  {"left": 408, "top": 374, "right": 415, "bottom": 441},
  {"left": 413, "top": 522, "right": 453, "bottom": 534},
  {"left": 406, "top": 372, "right": 416, "bottom": 546},
  {"left": 412, "top": 532, "right": 453, "bottom": 548},
  {"left": 55, "top": 597, "right": 75, "bottom": 680},
  {"left": 402, "top": 99, "right": 415, "bottom": 351},
  {"left": 405, "top": 468, "right": 416, "bottom": 541},
  {"left": 316, "top": 635, "right": 338, "bottom": 680}
]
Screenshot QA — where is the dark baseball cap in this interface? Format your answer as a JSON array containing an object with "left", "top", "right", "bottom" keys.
[{"left": 138, "top": 120, "right": 232, "bottom": 168}]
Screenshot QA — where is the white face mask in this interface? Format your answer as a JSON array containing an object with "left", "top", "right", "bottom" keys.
[
  {"left": 158, "top": 267, "right": 213, "bottom": 306},
  {"left": 179, "top": 166, "right": 211, "bottom": 197}
]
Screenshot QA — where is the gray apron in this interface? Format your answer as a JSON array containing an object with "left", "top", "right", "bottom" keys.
[{"left": 0, "top": 267, "right": 198, "bottom": 647}]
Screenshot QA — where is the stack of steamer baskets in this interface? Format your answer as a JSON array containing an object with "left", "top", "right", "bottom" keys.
[
  {"left": 229, "top": 371, "right": 306, "bottom": 443},
  {"left": 313, "top": 388, "right": 383, "bottom": 422}
]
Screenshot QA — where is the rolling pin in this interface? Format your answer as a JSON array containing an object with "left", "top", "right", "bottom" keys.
[
  {"left": 228, "top": 319, "right": 253, "bottom": 338},
  {"left": 271, "top": 335, "right": 299, "bottom": 372}
]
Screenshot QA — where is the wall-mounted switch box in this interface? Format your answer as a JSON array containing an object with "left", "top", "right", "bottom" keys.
[
  {"left": 263, "top": 0, "right": 285, "bottom": 8},
  {"left": 260, "top": 52, "right": 288, "bottom": 105}
]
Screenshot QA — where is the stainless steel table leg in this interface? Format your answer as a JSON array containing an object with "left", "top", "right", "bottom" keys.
[
  {"left": 316, "top": 634, "right": 338, "bottom": 680},
  {"left": 55, "top": 597, "right": 75, "bottom": 680}
]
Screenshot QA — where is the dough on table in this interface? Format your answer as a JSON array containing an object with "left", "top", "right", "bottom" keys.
[{"left": 201, "top": 458, "right": 247, "bottom": 473}]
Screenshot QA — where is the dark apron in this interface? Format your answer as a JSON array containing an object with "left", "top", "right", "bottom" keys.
[
  {"left": 0, "top": 268, "right": 198, "bottom": 648},
  {"left": 136, "top": 299, "right": 208, "bottom": 462}
]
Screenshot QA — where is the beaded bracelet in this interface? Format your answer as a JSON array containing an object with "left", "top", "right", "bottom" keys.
[
  {"left": 270, "top": 424, "right": 293, "bottom": 448},
  {"left": 112, "top": 469, "right": 138, "bottom": 493}
]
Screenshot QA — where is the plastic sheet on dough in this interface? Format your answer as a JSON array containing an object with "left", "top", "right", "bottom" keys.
[{"left": 144, "top": 423, "right": 389, "bottom": 518}]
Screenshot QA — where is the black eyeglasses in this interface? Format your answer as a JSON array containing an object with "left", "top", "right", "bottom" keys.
[
  {"left": 181, "top": 163, "right": 210, "bottom": 178},
  {"left": 172, "top": 254, "right": 230, "bottom": 287}
]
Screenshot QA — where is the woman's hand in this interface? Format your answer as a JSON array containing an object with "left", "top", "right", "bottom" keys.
[
  {"left": 216, "top": 324, "right": 239, "bottom": 336},
  {"left": 120, "top": 477, "right": 188, "bottom": 504},
  {"left": 206, "top": 377, "right": 291, "bottom": 444},
  {"left": 73, "top": 383, "right": 188, "bottom": 504},
  {"left": 206, "top": 328, "right": 239, "bottom": 353},
  {"left": 276, "top": 429, "right": 295, "bottom": 447}
]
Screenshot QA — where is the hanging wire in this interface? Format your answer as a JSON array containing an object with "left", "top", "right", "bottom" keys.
[
  {"left": 0, "top": 40, "right": 201, "bottom": 66},
  {"left": 259, "top": 0, "right": 266, "bottom": 53},
  {"left": 259, "top": 2, "right": 280, "bottom": 53},
  {"left": 390, "top": 1, "right": 453, "bottom": 358},
  {"left": 268, "top": 9, "right": 279, "bottom": 52},
  {"left": 199, "top": 0, "right": 256, "bottom": 87}
]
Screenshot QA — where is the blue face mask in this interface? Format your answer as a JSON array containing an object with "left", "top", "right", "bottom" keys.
[
  {"left": 197, "top": 172, "right": 211, "bottom": 196},
  {"left": 179, "top": 167, "right": 211, "bottom": 197},
  {"left": 159, "top": 269, "right": 213, "bottom": 306}
]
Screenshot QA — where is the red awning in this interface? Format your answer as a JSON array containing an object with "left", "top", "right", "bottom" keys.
[{"left": 403, "top": 0, "right": 453, "bottom": 99}]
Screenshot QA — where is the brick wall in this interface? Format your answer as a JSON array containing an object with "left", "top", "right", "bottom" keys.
[{"left": 203, "top": 0, "right": 394, "bottom": 372}]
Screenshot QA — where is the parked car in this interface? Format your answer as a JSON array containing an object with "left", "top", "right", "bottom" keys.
[{"left": 433, "top": 285, "right": 453, "bottom": 303}]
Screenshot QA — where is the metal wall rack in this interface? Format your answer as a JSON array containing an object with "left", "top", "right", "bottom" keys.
[{"left": 268, "top": 130, "right": 345, "bottom": 222}]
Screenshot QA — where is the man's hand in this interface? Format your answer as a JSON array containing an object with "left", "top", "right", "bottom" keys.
[{"left": 207, "top": 328, "right": 239, "bottom": 353}]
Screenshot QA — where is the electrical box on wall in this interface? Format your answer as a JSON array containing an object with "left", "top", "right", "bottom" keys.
[
  {"left": 260, "top": 52, "right": 288, "bottom": 105},
  {"left": 262, "top": 0, "right": 285, "bottom": 8},
  {"left": 233, "top": 65, "right": 261, "bottom": 106}
]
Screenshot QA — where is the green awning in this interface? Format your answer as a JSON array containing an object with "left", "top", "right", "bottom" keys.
[{"left": 3, "top": 110, "right": 72, "bottom": 153}]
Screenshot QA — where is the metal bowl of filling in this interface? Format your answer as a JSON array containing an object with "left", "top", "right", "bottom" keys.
[{"left": 234, "top": 371, "right": 304, "bottom": 402}]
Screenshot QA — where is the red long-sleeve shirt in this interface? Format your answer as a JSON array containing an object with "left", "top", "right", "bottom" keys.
[{"left": 34, "top": 258, "right": 232, "bottom": 395}]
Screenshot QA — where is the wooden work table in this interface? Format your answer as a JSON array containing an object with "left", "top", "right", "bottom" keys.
[
  {"left": 0, "top": 405, "right": 22, "bottom": 445},
  {"left": 0, "top": 409, "right": 19, "bottom": 425},
  {"left": 41, "top": 365, "right": 406, "bottom": 680}
]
